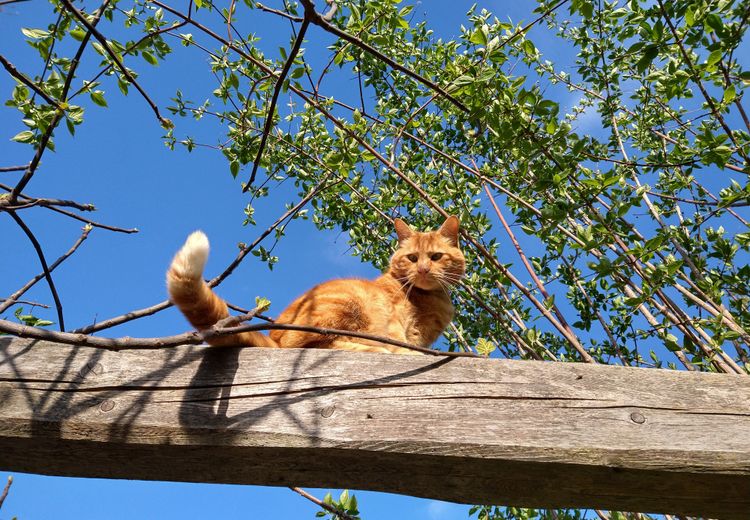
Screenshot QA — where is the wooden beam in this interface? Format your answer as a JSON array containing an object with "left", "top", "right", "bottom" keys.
[{"left": 1, "top": 337, "right": 748, "bottom": 517}]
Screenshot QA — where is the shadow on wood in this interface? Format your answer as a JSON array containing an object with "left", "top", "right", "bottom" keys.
[{"left": 1, "top": 337, "right": 749, "bottom": 517}]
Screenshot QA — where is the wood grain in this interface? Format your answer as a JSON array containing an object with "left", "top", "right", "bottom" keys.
[{"left": 1, "top": 337, "right": 748, "bottom": 517}]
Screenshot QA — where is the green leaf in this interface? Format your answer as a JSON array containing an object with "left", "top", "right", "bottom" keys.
[
  {"left": 706, "top": 49, "right": 723, "bottom": 69},
  {"left": 142, "top": 51, "right": 158, "bottom": 65},
  {"left": 21, "top": 28, "right": 49, "bottom": 39},
  {"left": 254, "top": 296, "right": 271, "bottom": 312},
  {"left": 476, "top": 338, "right": 496, "bottom": 356},
  {"left": 70, "top": 28, "right": 87, "bottom": 41},
  {"left": 705, "top": 13, "right": 724, "bottom": 34},
  {"left": 723, "top": 85, "right": 736, "bottom": 104},
  {"left": 11, "top": 130, "right": 34, "bottom": 143},
  {"left": 469, "top": 27, "right": 487, "bottom": 46},
  {"left": 90, "top": 91, "right": 108, "bottom": 107},
  {"left": 636, "top": 45, "right": 658, "bottom": 73}
]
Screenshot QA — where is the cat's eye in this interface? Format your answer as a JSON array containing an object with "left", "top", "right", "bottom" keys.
[
  {"left": 407, "top": 254, "right": 418, "bottom": 262},
  {"left": 430, "top": 252, "right": 443, "bottom": 261}
]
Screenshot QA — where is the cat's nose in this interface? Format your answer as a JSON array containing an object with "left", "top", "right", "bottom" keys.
[{"left": 417, "top": 264, "right": 430, "bottom": 274}]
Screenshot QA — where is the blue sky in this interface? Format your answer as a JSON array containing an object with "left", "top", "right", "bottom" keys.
[{"left": 0, "top": 1, "right": 575, "bottom": 519}]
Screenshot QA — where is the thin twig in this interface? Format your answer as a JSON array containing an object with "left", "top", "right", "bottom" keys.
[
  {"left": 244, "top": 17, "right": 310, "bottom": 189},
  {"left": 0, "top": 298, "right": 49, "bottom": 309},
  {"left": 254, "top": 2, "right": 303, "bottom": 22},
  {"left": 0, "top": 165, "right": 29, "bottom": 173},
  {"left": 0, "top": 0, "right": 29, "bottom": 5},
  {"left": 481, "top": 181, "right": 585, "bottom": 361},
  {"left": 0, "top": 476, "right": 12, "bottom": 511},
  {"left": 7, "top": 212, "right": 66, "bottom": 331},
  {"left": 290, "top": 487, "right": 356, "bottom": 520},
  {"left": 0, "top": 225, "right": 91, "bottom": 315},
  {"left": 0, "top": 182, "right": 136, "bottom": 233},
  {"left": 0, "top": 195, "right": 95, "bottom": 212}
]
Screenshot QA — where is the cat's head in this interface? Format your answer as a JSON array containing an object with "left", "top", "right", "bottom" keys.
[{"left": 389, "top": 215, "right": 466, "bottom": 291}]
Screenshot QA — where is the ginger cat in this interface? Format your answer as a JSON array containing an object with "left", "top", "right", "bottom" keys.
[{"left": 167, "top": 216, "right": 465, "bottom": 354}]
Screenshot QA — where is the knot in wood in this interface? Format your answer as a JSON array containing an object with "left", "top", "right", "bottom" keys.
[
  {"left": 320, "top": 405, "right": 336, "bottom": 418},
  {"left": 629, "top": 411, "right": 646, "bottom": 424},
  {"left": 99, "top": 399, "right": 116, "bottom": 412}
]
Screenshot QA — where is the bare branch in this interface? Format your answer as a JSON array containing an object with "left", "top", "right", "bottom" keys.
[
  {"left": 0, "top": 476, "right": 12, "bottom": 511},
  {"left": 244, "top": 17, "right": 310, "bottom": 189},
  {"left": 0, "top": 165, "right": 29, "bottom": 173},
  {"left": 0, "top": 298, "right": 49, "bottom": 309},
  {"left": 0, "top": 225, "right": 91, "bottom": 315},
  {"left": 0, "top": 317, "right": 479, "bottom": 357},
  {"left": 254, "top": 2, "right": 303, "bottom": 22},
  {"left": 7, "top": 212, "right": 66, "bottom": 331},
  {"left": 0, "top": 182, "right": 137, "bottom": 233}
]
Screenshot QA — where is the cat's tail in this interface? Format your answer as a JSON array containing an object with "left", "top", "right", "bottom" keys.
[{"left": 166, "top": 231, "right": 278, "bottom": 348}]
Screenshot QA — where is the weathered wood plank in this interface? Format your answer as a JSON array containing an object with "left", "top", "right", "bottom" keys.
[{"left": 1, "top": 337, "right": 748, "bottom": 517}]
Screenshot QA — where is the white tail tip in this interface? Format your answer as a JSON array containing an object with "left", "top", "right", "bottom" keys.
[{"left": 169, "top": 230, "right": 209, "bottom": 280}]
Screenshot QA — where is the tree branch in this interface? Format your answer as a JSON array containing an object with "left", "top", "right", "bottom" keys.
[
  {"left": 0, "top": 225, "right": 91, "bottom": 315},
  {"left": 243, "top": 17, "right": 310, "bottom": 190},
  {"left": 0, "top": 182, "right": 137, "bottom": 233},
  {"left": 0, "top": 164, "right": 29, "bottom": 173},
  {"left": 0, "top": 55, "right": 64, "bottom": 109},
  {"left": 0, "top": 317, "right": 479, "bottom": 357},
  {"left": 7, "top": 211, "right": 66, "bottom": 331},
  {"left": 0, "top": 476, "right": 12, "bottom": 511},
  {"left": 298, "top": 0, "right": 468, "bottom": 114}
]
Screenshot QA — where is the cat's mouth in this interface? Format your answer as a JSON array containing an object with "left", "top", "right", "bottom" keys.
[{"left": 412, "top": 273, "right": 441, "bottom": 290}]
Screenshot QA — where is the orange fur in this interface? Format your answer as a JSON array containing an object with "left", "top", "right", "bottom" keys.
[{"left": 167, "top": 216, "right": 465, "bottom": 354}]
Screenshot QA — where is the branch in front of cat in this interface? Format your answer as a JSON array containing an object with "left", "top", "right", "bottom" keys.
[
  {"left": 290, "top": 486, "right": 357, "bottom": 520},
  {"left": 6, "top": 212, "right": 66, "bottom": 331},
  {"left": 0, "top": 317, "right": 480, "bottom": 357}
]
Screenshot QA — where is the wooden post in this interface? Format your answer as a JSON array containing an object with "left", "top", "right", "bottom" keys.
[{"left": 1, "top": 337, "right": 748, "bottom": 517}]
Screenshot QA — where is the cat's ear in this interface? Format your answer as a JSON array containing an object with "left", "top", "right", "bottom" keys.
[
  {"left": 438, "top": 215, "right": 460, "bottom": 246},
  {"left": 394, "top": 218, "right": 414, "bottom": 244}
]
